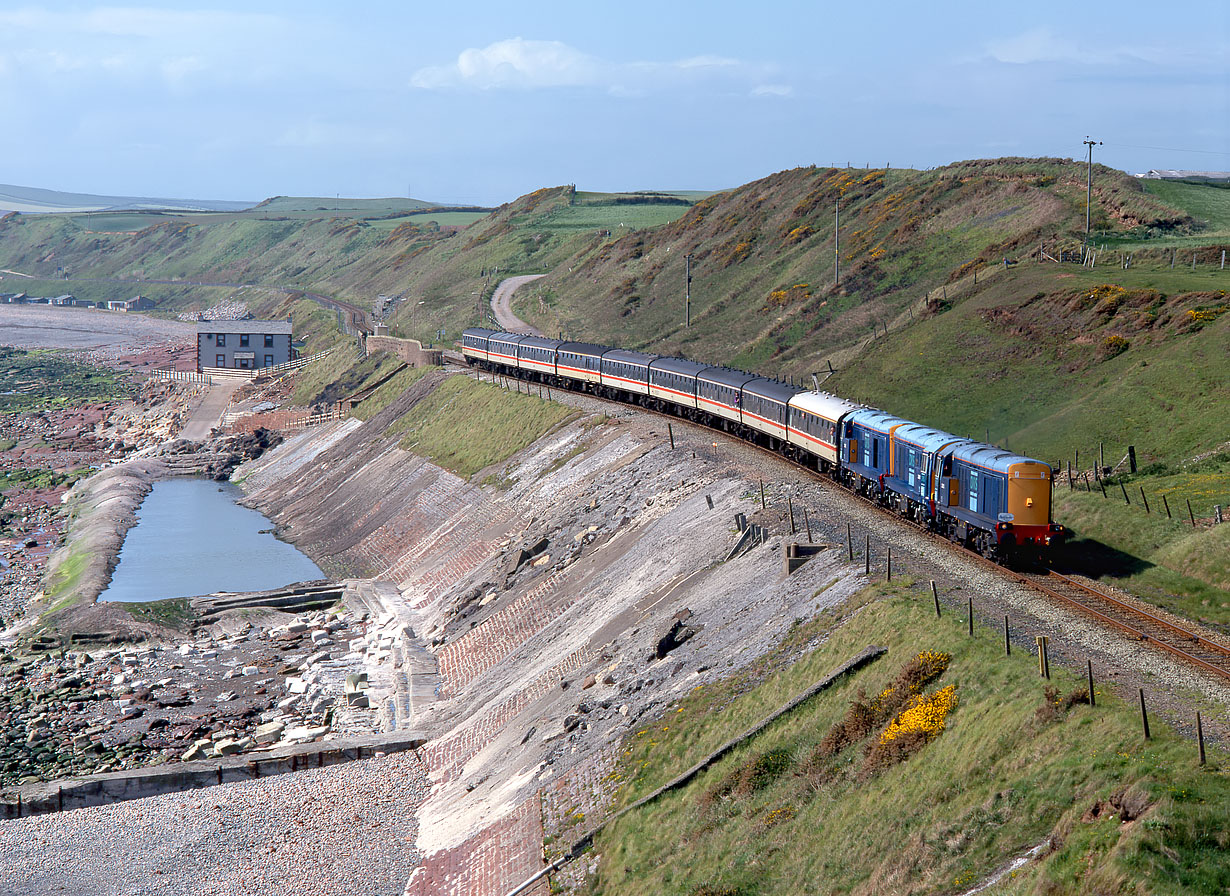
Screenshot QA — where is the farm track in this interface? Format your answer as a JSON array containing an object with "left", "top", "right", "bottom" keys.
[{"left": 452, "top": 357, "right": 1230, "bottom": 686}]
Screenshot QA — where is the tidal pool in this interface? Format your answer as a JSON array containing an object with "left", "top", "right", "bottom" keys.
[{"left": 100, "top": 477, "right": 323, "bottom": 602}]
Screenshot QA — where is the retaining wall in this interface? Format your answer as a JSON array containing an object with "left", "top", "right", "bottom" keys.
[
  {"left": 366, "top": 335, "right": 443, "bottom": 367},
  {"left": 0, "top": 729, "right": 427, "bottom": 819}
]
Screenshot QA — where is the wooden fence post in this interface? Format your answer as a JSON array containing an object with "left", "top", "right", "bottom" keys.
[
  {"left": 1140, "top": 487, "right": 1150, "bottom": 514},
  {"left": 1120, "top": 482, "right": 1131, "bottom": 505},
  {"left": 760, "top": 480, "right": 766, "bottom": 509},
  {"left": 1139, "top": 689, "right": 1150, "bottom": 740},
  {"left": 847, "top": 523, "right": 853, "bottom": 561},
  {"left": 667, "top": 423, "right": 674, "bottom": 450},
  {"left": 865, "top": 535, "right": 870, "bottom": 575},
  {"left": 932, "top": 581, "right": 941, "bottom": 618},
  {"left": 1187, "top": 498, "right": 1197, "bottom": 528},
  {"left": 1161, "top": 494, "right": 1172, "bottom": 519},
  {"left": 1004, "top": 615, "right": 1011, "bottom": 655},
  {"left": 967, "top": 597, "right": 973, "bottom": 636},
  {"left": 1197, "top": 712, "right": 1206, "bottom": 766},
  {"left": 1087, "top": 659, "right": 1095, "bottom": 707},
  {"left": 803, "top": 508, "right": 812, "bottom": 544}
]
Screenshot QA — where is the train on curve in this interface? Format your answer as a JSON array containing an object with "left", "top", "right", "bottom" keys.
[{"left": 461, "top": 327, "right": 1066, "bottom": 564}]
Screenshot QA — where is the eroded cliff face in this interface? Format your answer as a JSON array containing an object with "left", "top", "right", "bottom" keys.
[{"left": 233, "top": 372, "right": 863, "bottom": 892}]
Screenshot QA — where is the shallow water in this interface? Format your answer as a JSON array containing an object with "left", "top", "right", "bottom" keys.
[{"left": 99, "top": 477, "right": 323, "bottom": 602}]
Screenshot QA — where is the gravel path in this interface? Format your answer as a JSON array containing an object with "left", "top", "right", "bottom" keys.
[
  {"left": 0, "top": 750, "right": 429, "bottom": 896},
  {"left": 489, "top": 276, "right": 544, "bottom": 335}
]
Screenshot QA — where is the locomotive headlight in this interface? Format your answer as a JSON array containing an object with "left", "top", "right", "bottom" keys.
[{"left": 1026, "top": 497, "right": 1034, "bottom": 507}]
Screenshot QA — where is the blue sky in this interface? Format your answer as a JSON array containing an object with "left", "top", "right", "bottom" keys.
[{"left": 2, "top": 1, "right": 1226, "bottom": 205}]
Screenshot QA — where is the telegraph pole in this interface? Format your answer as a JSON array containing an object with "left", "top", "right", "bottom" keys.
[
  {"left": 1083, "top": 137, "right": 1101, "bottom": 256},
  {"left": 834, "top": 200, "right": 840, "bottom": 287},
  {"left": 685, "top": 253, "right": 693, "bottom": 327}
]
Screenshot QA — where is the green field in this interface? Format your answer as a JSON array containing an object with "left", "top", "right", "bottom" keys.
[
  {"left": 1099, "top": 180, "right": 1230, "bottom": 249},
  {"left": 252, "top": 196, "right": 439, "bottom": 213},
  {"left": 583, "top": 583, "right": 1229, "bottom": 896},
  {"left": 529, "top": 202, "right": 693, "bottom": 231},
  {"left": 364, "top": 210, "right": 490, "bottom": 232},
  {"left": 70, "top": 212, "right": 176, "bottom": 232}
]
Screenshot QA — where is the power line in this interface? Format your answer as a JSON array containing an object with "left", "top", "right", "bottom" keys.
[{"left": 1103, "top": 142, "right": 1230, "bottom": 157}]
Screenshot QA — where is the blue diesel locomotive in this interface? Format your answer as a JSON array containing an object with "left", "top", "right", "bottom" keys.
[{"left": 460, "top": 327, "right": 1065, "bottom": 563}]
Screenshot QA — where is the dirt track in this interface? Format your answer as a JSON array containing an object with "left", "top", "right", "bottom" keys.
[{"left": 489, "top": 275, "right": 544, "bottom": 335}]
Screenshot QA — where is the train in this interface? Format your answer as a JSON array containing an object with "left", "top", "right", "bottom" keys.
[{"left": 461, "top": 327, "right": 1066, "bottom": 564}]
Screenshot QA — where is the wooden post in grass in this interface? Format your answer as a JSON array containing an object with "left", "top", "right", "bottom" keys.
[
  {"left": 787, "top": 497, "right": 796, "bottom": 535},
  {"left": 887, "top": 547, "right": 892, "bottom": 582},
  {"left": 847, "top": 523, "right": 853, "bottom": 561},
  {"left": 1099, "top": 477, "right": 1107, "bottom": 498},
  {"left": 1139, "top": 689, "right": 1151, "bottom": 740},
  {"left": 1161, "top": 494, "right": 1172, "bottom": 519},
  {"left": 760, "top": 479, "right": 766, "bottom": 509},
  {"left": 932, "top": 581, "right": 941, "bottom": 618},
  {"left": 1120, "top": 481, "right": 1131, "bottom": 504},
  {"left": 1128, "top": 446, "right": 1137, "bottom": 473},
  {"left": 1187, "top": 498, "right": 1197, "bottom": 528},
  {"left": 865, "top": 535, "right": 870, "bottom": 575},
  {"left": 1087, "top": 660, "right": 1096, "bottom": 707},
  {"left": 1140, "top": 487, "right": 1150, "bottom": 514},
  {"left": 1004, "top": 615, "right": 1011, "bottom": 655},
  {"left": 1067, "top": 462, "right": 1073, "bottom": 490},
  {"left": 1036, "top": 636, "right": 1050, "bottom": 678},
  {"left": 803, "top": 507, "right": 812, "bottom": 543},
  {"left": 968, "top": 597, "right": 973, "bottom": 636},
  {"left": 667, "top": 423, "right": 674, "bottom": 450},
  {"left": 1197, "top": 712, "right": 1206, "bottom": 766}
]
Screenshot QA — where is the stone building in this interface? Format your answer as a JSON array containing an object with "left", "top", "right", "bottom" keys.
[{"left": 197, "top": 320, "right": 295, "bottom": 372}]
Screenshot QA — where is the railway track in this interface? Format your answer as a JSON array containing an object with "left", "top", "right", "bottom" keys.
[
  {"left": 1008, "top": 569, "right": 1230, "bottom": 682},
  {"left": 455, "top": 359, "right": 1230, "bottom": 684}
]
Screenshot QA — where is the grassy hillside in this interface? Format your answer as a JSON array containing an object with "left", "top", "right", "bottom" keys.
[{"left": 582, "top": 583, "right": 1229, "bottom": 896}]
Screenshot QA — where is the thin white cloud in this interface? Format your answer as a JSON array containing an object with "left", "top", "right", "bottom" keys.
[
  {"left": 0, "top": 6, "right": 295, "bottom": 89},
  {"left": 752, "top": 84, "right": 792, "bottom": 97},
  {"left": 412, "top": 38, "right": 599, "bottom": 89},
  {"left": 411, "top": 37, "right": 786, "bottom": 96},
  {"left": 983, "top": 27, "right": 1191, "bottom": 67}
]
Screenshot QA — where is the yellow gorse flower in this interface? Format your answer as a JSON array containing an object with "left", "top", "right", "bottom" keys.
[{"left": 879, "top": 684, "right": 958, "bottom": 746}]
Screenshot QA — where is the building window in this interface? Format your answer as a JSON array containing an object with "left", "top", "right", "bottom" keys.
[
  {"left": 264, "top": 334, "right": 274, "bottom": 348},
  {"left": 216, "top": 354, "right": 225, "bottom": 367},
  {"left": 240, "top": 334, "right": 250, "bottom": 347},
  {"left": 216, "top": 334, "right": 226, "bottom": 347},
  {"left": 264, "top": 354, "right": 274, "bottom": 367}
]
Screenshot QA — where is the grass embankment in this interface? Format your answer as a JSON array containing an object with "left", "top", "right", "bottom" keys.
[
  {"left": 1053, "top": 452, "right": 1230, "bottom": 629},
  {"left": 584, "top": 582, "right": 1229, "bottom": 896},
  {"left": 384, "top": 375, "right": 577, "bottom": 478}
]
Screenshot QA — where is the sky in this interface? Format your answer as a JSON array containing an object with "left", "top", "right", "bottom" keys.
[{"left": 1, "top": 1, "right": 1227, "bottom": 206}]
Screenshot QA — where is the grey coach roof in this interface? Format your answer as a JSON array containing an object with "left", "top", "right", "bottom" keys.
[{"left": 198, "top": 320, "right": 293, "bottom": 335}]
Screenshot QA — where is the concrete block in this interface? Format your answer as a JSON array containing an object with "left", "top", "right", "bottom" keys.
[{"left": 254, "top": 721, "right": 285, "bottom": 744}]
